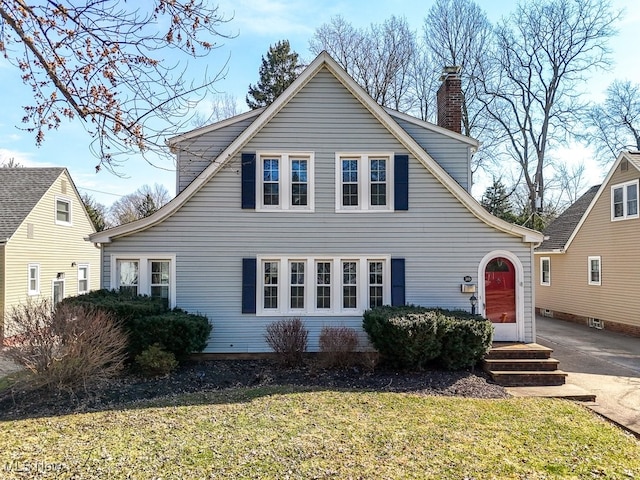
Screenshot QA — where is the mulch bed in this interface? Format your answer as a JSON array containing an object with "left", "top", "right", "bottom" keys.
[{"left": 0, "top": 359, "right": 508, "bottom": 421}]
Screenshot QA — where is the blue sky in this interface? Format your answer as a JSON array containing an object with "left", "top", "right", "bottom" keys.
[{"left": 0, "top": 0, "right": 639, "bottom": 206}]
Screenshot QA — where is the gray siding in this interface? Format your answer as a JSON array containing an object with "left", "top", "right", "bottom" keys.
[
  {"left": 176, "top": 115, "right": 257, "bottom": 193},
  {"left": 391, "top": 115, "right": 471, "bottom": 190},
  {"left": 103, "top": 67, "right": 534, "bottom": 352}
]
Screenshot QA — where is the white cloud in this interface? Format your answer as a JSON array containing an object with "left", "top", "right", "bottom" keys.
[
  {"left": 219, "top": 0, "right": 321, "bottom": 36},
  {"left": 0, "top": 148, "right": 56, "bottom": 168}
]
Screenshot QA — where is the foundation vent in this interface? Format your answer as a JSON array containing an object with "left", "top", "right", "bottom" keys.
[
  {"left": 588, "top": 317, "right": 604, "bottom": 329},
  {"left": 542, "top": 309, "right": 553, "bottom": 318}
]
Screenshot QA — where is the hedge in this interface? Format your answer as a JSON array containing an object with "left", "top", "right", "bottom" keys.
[{"left": 362, "top": 305, "right": 493, "bottom": 370}]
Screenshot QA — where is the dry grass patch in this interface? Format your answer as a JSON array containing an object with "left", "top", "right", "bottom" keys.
[{"left": 0, "top": 389, "right": 638, "bottom": 479}]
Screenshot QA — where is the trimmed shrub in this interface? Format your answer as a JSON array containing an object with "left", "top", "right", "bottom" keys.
[
  {"left": 59, "top": 289, "right": 165, "bottom": 322},
  {"left": 3, "top": 299, "right": 128, "bottom": 391},
  {"left": 265, "top": 318, "right": 308, "bottom": 367},
  {"left": 437, "top": 314, "right": 494, "bottom": 370},
  {"left": 318, "top": 326, "right": 359, "bottom": 369},
  {"left": 363, "top": 305, "right": 493, "bottom": 370},
  {"left": 135, "top": 344, "right": 179, "bottom": 376},
  {"left": 128, "top": 309, "right": 212, "bottom": 361}
]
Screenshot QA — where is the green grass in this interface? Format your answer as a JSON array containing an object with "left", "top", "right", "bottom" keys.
[{"left": 0, "top": 387, "right": 638, "bottom": 479}]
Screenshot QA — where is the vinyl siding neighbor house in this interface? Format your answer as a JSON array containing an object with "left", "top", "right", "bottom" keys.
[
  {"left": 0, "top": 168, "right": 100, "bottom": 339},
  {"left": 89, "top": 51, "right": 543, "bottom": 353},
  {"left": 535, "top": 150, "right": 640, "bottom": 337}
]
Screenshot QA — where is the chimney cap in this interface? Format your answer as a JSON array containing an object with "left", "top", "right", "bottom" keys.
[{"left": 440, "top": 66, "right": 462, "bottom": 81}]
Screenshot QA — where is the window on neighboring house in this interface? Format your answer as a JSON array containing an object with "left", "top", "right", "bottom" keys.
[
  {"left": 78, "top": 264, "right": 89, "bottom": 294},
  {"left": 28, "top": 263, "right": 40, "bottom": 295},
  {"left": 257, "top": 152, "right": 314, "bottom": 211},
  {"left": 336, "top": 153, "right": 394, "bottom": 211},
  {"left": 117, "top": 260, "right": 139, "bottom": 296},
  {"left": 588, "top": 256, "right": 601, "bottom": 285},
  {"left": 540, "top": 257, "right": 550, "bottom": 286},
  {"left": 611, "top": 180, "right": 639, "bottom": 220},
  {"left": 112, "top": 256, "right": 175, "bottom": 307},
  {"left": 55, "top": 197, "right": 72, "bottom": 225},
  {"left": 257, "top": 256, "right": 390, "bottom": 315}
]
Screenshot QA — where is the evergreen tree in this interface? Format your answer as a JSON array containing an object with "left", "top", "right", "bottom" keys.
[
  {"left": 81, "top": 193, "right": 108, "bottom": 232},
  {"left": 246, "top": 40, "right": 301, "bottom": 109},
  {"left": 481, "top": 179, "right": 517, "bottom": 223}
]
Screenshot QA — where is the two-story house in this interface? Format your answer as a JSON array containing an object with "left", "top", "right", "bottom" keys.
[
  {"left": 89, "top": 52, "right": 543, "bottom": 353},
  {"left": 535, "top": 150, "right": 640, "bottom": 337},
  {"left": 1, "top": 168, "right": 100, "bottom": 339}
]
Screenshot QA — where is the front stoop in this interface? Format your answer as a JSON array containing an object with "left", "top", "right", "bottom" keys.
[{"left": 484, "top": 343, "right": 568, "bottom": 387}]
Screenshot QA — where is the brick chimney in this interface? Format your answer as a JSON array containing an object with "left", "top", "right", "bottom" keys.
[{"left": 437, "top": 66, "right": 462, "bottom": 134}]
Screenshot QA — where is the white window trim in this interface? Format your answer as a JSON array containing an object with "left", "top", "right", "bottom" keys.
[
  {"left": 335, "top": 152, "right": 395, "bottom": 212},
  {"left": 110, "top": 254, "right": 177, "bottom": 308},
  {"left": 256, "top": 151, "right": 315, "bottom": 212},
  {"left": 611, "top": 180, "right": 639, "bottom": 221},
  {"left": 55, "top": 195, "right": 73, "bottom": 226},
  {"left": 28, "top": 263, "right": 40, "bottom": 295},
  {"left": 588, "top": 256, "right": 601, "bottom": 286},
  {"left": 256, "top": 255, "right": 391, "bottom": 316},
  {"left": 540, "top": 257, "right": 550, "bottom": 286},
  {"left": 77, "top": 263, "right": 90, "bottom": 294}
]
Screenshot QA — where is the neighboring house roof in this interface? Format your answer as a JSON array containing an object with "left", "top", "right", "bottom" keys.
[
  {"left": 90, "top": 51, "right": 543, "bottom": 245},
  {"left": 536, "top": 150, "right": 640, "bottom": 254},
  {"left": 537, "top": 185, "right": 601, "bottom": 252},
  {"left": 0, "top": 167, "right": 65, "bottom": 242}
]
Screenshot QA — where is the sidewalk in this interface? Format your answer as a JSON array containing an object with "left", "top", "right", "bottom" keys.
[{"left": 528, "top": 316, "right": 640, "bottom": 437}]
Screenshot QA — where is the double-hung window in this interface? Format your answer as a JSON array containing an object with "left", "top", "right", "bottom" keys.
[
  {"left": 611, "top": 180, "right": 639, "bottom": 220},
  {"left": 112, "top": 255, "right": 176, "bottom": 307},
  {"left": 336, "top": 153, "right": 394, "bottom": 211},
  {"left": 588, "top": 256, "right": 601, "bottom": 285},
  {"left": 55, "top": 196, "right": 72, "bottom": 226},
  {"left": 78, "top": 264, "right": 89, "bottom": 294},
  {"left": 257, "top": 256, "right": 390, "bottom": 315},
  {"left": 257, "top": 152, "right": 314, "bottom": 211},
  {"left": 540, "top": 257, "right": 550, "bottom": 286},
  {"left": 28, "top": 263, "right": 40, "bottom": 295}
]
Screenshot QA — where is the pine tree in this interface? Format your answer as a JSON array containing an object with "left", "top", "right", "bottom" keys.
[
  {"left": 481, "top": 179, "right": 517, "bottom": 223},
  {"left": 246, "top": 40, "right": 301, "bottom": 109}
]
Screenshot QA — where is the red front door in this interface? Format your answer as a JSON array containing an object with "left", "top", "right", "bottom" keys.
[{"left": 484, "top": 257, "right": 516, "bottom": 324}]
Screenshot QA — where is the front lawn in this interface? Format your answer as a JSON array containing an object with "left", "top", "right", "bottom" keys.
[{"left": 1, "top": 388, "right": 638, "bottom": 479}]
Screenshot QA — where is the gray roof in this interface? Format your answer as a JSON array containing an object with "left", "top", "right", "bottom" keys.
[
  {"left": 537, "top": 185, "right": 601, "bottom": 251},
  {"left": 0, "top": 168, "right": 65, "bottom": 241}
]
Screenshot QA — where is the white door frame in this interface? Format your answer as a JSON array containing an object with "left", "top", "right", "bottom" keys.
[{"left": 477, "top": 250, "right": 525, "bottom": 342}]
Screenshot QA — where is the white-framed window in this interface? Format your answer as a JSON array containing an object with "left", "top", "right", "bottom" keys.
[
  {"left": 540, "top": 257, "right": 550, "bottom": 286},
  {"left": 335, "top": 153, "right": 394, "bottom": 212},
  {"left": 257, "top": 255, "right": 391, "bottom": 316},
  {"left": 55, "top": 196, "right": 72, "bottom": 226},
  {"left": 111, "top": 255, "right": 176, "bottom": 307},
  {"left": 28, "top": 263, "right": 40, "bottom": 295},
  {"left": 257, "top": 152, "right": 315, "bottom": 211},
  {"left": 78, "top": 264, "right": 90, "bottom": 294},
  {"left": 588, "top": 256, "right": 601, "bottom": 286},
  {"left": 611, "top": 180, "right": 639, "bottom": 221}
]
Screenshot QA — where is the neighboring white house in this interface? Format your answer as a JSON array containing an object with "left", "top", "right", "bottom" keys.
[
  {"left": 1, "top": 168, "right": 100, "bottom": 339},
  {"left": 89, "top": 51, "right": 543, "bottom": 353}
]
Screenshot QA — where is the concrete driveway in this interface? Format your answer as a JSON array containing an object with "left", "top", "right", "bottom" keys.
[{"left": 534, "top": 315, "right": 640, "bottom": 436}]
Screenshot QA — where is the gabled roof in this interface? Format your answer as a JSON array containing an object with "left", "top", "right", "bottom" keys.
[
  {"left": 0, "top": 167, "right": 65, "bottom": 242},
  {"left": 537, "top": 185, "right": 600, "bottom": 252},
  {"left": 537, "top": 150, "right": 640, "bottom": 253},
  {"left": 90, "top": 51, "right": 542, "bottom": 245}
]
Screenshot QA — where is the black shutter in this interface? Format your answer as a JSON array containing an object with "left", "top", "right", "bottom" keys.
[
  {"left": 391, "top": 258, "right": 406, "bottom": 306},
  {"left": 242, "top": 258, "right": 257, "bottom": 313},
  {"left": 394, "top": 154, "right": 409, "bottom": 211},
  {"left": 241, "top": 153, "right": 256, "bottom": 209}
]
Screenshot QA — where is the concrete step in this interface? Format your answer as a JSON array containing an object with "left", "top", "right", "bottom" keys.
[
  {"left": 486, "top": 343, "right": 553, "bottom": 360},
  {"left": 483, "top": 358, "right": 560, "bottom": 372},
  {"left": 506, "top": 384, "right": 596, "bottom": 402},
  {"left": 487, "top": 370, "right": 568, "bottom": 387}
]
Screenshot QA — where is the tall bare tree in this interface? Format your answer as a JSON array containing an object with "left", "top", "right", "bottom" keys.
[
  {"left": 0, "top": 0, "right": 233, "bottom": 172},
  {"left": 476, "top": 0, "right": 618, "bottom": 227},
  {"left": 192, "top": 93, "right": 239, "bottom": 128},
  {"left": 582, "top": 80, "right": 640, "bottom": 163},
  {"left": 310, "top": 15, "right": 417, "bottom": 111},
  {"left": 109, "top": 184, "right": 170, "bottom": 226}
]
